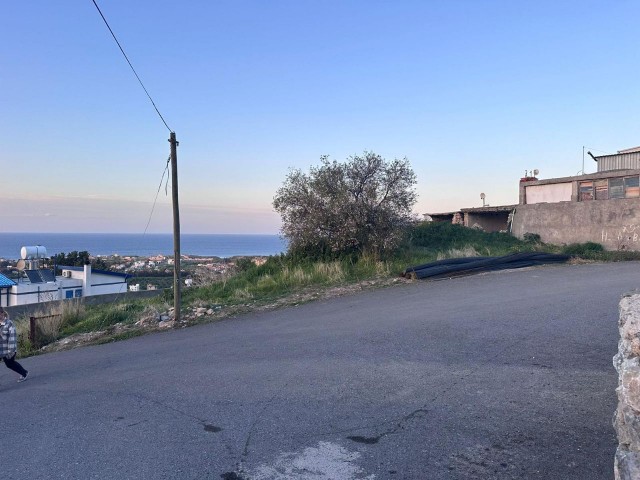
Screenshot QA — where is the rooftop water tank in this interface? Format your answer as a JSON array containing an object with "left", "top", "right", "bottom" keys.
[{"left": 20, "top": 246, "right": 48, "bottom": 260}]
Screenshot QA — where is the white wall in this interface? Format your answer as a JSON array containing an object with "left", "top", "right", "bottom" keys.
[
  {"left": 91, "top": 273, "right": 128, "bottom": 296},
  {"left": 8, "top": 273, "right": 126, "bottom": 306},
  {"left": 525, "top": 183, "right": 572, "bottom": 204},
  {"left": 9, "top": 283, "right": 62, "bottom": 306}
]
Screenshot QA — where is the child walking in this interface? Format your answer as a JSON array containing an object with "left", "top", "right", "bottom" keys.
[{"left": 0, "top": 307, "right": 29, "bottom": 382}]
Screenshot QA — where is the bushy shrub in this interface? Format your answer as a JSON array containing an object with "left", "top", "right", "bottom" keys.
[
  {"left": 523, "top": 232, "right": 542, "bottom": 243},
  {"left": 274, "top": 152, "right": 417, "bottom": 258},
  {"left": 234, "top": 257, "right": 257, "bottom": 273}
]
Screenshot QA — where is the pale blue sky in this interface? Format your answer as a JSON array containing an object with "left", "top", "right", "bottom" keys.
[{"left": 2, "top": 1, "right": 639, "bottom": 233}]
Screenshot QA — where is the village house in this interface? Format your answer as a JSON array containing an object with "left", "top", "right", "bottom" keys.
[{"left": 0, "top": 246, "right": 129, "bottom": 307}]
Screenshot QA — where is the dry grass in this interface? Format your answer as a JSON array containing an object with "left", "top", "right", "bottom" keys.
[
  {"left": 233, "top": 288, "right": 254, "bottom": 301},
  {"left": 137, "top": 305, "right": 162, "bottom": 325},
  {"left": 289, "top": 266, "right": 311, "bottom": 284},
  {"left": 16, "top": 300, "right": 86, "bottom": 343},
  {"left": 436, "top": 247, "right": 481, "bottom": 260},
  {"left": 313, "top": 262, "right": 345, "bottom": 282}
]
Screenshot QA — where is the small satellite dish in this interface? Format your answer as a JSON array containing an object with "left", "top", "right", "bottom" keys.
[
  {"left": 533, "top": 169, "right": 539, "bottom": 176},
  {"left": 16, "top": 259, "right": 26, "bottom": 271}
]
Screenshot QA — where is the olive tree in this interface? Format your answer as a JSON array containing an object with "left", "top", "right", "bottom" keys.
[{"left": 273, "top": 152, "right": 418, "bottom": 257}]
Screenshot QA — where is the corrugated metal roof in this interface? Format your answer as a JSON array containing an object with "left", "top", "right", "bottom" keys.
[
  {"left": 594, "top": 152, "right": 640, "bottom": 172},
  {"left": 618, "top": 146, "right": 640, "bottom": 154},
  {"left": 0, "top": 273, "right": 16, "bottom": 288}
]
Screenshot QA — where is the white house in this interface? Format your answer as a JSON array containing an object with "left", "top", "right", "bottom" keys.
[{"left": 0, "top": 264, "right": 129, "bottom": 307}]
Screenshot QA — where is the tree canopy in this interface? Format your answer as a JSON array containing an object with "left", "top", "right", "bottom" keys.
[
  {"left": 273, "top": 152, "right": 417, "bottom": 257},
  {"left": 50, "top": 251, "right": 107, "bottom": 270}
]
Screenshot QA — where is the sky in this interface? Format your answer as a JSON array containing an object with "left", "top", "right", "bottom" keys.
[{"left": 2, "top": 0, "right": 639, "bottom": 234}]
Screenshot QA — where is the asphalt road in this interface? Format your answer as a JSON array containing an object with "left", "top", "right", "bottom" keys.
[{"left": 2, "top": 261, "right": 637, "bottom": 480}]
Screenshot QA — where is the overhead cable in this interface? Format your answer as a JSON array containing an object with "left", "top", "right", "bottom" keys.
[
  {"left": 143, "top": 156, "right": 171, "bottom": 235},
  {"left": 91, "top": 0, "right": 172, "bottom": 132}
]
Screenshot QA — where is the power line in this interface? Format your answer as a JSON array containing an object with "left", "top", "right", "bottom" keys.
[
  {"left": 91, "top": 0, "right": 172, "bottom": 132},
  {"left": 143, "top": 156, "right": 171, "bottom": 235},
  {"left": 584, "top": 146, "right": 609, "bottom": 154}
]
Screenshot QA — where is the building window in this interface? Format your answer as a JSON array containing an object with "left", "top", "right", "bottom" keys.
[
  {"left": 578, "top": 175, "right": 640, "bottom": 201},
  {"left": 609, "top": 178, "right": 625, "bottom": 199},
  {"left": 579, "top": 181, "right": 594, "bottom": 201},
  {"left": 625, "top": 176, "right": 640, "bottom": 198},
  {"left": 595, "top": 179, "right": 608, "bottom": 200},
  {"left": 65, "top": 290, "right": 73, "bottom": 299},
  {"left": 74, "top": 289, "right": 82, "bottom": 298}
]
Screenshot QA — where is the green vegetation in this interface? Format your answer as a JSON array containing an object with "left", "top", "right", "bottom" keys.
[
  {"left": 59, "top": 302, "right": 144, "bottom": 336},
  {"left": 273, "top": 152, "right": 417, "bottom": 256},
  {"left": 409, "top": 222, "right": 532, "bottom": 256},
  {"left": 15, "top": 299, "right": 155, "bottom": 357},
  {"left": 48, "top": 251, "right": 108, "bottom": 270},
  {"left": 12, "top": 221, "right": 640, "bottom": 357},
  {"left": 181, "top": 254, "right": 391, "bottom": 307}
]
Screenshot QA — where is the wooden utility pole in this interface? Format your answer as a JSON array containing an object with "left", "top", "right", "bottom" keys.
[{"left": 170, "top": 131, "right": 181, "bottom": 322}]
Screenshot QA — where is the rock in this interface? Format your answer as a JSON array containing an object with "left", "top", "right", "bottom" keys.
[
  {"left": 136, "top": 316, "right": 157, "bottom": 327},
  {"left": 615, "top": 294, "right": 640, "bottom": 479},
  {"left": 196, "top": 307, "right": 207, "bottom": 314},
  {"left": 619, "top": 296, "right": 640, "bottom": 359},
  {"left": 206, "top": 309, "right": 214, "bottom": 315},
  {"left": 616, "top": 404, "right": 640, "bottom": 448},
  {"left": 615, "top": 447, "right": 640, "bottom": 480},
  {"left": 158, "top": 320, "right": 176, "bottom": 329}
]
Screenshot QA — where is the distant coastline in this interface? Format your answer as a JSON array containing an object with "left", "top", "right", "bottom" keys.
[{"left": 0, "top": 233, "right": 287, "bottom": 259}]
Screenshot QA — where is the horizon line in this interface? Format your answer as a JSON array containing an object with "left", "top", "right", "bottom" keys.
[{"left": 1, "top": 232, "right": 282, "bottom": 236}]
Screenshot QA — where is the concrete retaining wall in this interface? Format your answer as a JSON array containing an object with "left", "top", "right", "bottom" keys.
[
  {"left": 614, "top": 293, "right": 640, "bottom": 479},
  {"left": 512, "top": 199, "right": 640, "bottom": 251}
]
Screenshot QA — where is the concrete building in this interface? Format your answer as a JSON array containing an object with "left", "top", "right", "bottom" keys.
[
  {"left": 425, "top": 205, "right": 516, "bottom": 233},
  {"left": 425, "top": 146, "right": 640, "bottom": 251},
  {"left": 512, "top": 164, "right": 640, "bottom": 250},
  {"left": 0, "top": 264, "right": 129, "bottom": 307}
]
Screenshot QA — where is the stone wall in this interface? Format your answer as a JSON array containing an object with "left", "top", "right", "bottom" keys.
[
  {"left": 511, "top": 199, "right": 640, "bottom": 251},
  {"left": 614, "top": 293, "right": 640, "bottom": 479}
]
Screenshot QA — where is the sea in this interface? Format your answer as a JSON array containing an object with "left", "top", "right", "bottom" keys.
[{"left": 0, "top": 233, "right": 287, "bottom": 259}]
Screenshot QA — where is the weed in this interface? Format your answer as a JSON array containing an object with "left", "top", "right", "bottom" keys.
[{"left": 562, "top": 242, "right": 605, "bottom": 256}]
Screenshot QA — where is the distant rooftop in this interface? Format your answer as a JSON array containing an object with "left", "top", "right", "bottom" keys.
[{"left": 617, "top": 146, "right": 640, "bottom": 154}]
